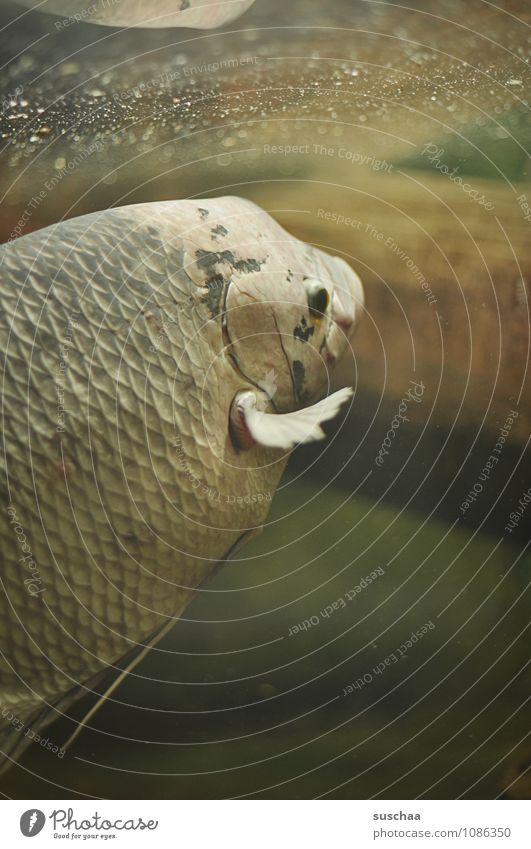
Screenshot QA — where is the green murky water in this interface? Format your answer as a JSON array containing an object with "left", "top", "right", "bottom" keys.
[{"left": 4, "top": 477, "right": 529, "bottom": 799}]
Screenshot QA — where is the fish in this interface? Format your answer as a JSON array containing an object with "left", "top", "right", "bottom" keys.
[
  {"left": 0, "top": 195, "right": 363, "bottom": 771},
  {"left": 1, "top": 0, "right": 529, "bottom": 446},
  {"left": 13, "top": 0, "right": 256, "bottom": 28}
]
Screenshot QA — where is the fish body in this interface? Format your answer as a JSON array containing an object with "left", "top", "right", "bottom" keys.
[
  {"left": 0, "top": 196, "right": 362, "bottom": 768},
  {"left": 13, "top": 0, "right": 257, "bottom": 28}
]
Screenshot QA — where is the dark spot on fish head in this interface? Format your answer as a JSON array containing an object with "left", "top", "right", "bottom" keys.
[
  {"left": 195, "top": 249, "right": 265, "bottom": 275},
  {"left": 204, "top": 274, "right": 225, "bottom": 318},
  {"left": 211, "top": 224, "right": 228, "bottom": 239},
  {"left": 198, "top": 208, "right": 209, "bottom": 219},
  {"left": 232, "top": 255, "right": 265, "bottom": 274},
  {"left": 293, "top": 316, "right": 315, "bottom": 343},
  {"left": 292, "top": 359, "right": 310, "bottom": 403}
]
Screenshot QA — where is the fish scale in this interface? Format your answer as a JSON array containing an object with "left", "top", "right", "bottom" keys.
[
  {"left": 0, "top": 200, "right": 278, "bottom": 753},
  {"left": 0, "top": 195, "right": 362, "bottom": 770}
]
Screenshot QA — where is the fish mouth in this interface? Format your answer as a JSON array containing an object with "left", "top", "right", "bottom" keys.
[{"left": 324, "top": 257, "right": 364, "bottom": 364}]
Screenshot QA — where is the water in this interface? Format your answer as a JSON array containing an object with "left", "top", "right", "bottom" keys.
[
  {"left": 0, "top": 0, "right": 529, "bottom": 799},
  {"left": 4, "top": 477, "right": 529, "bottom": 799}
]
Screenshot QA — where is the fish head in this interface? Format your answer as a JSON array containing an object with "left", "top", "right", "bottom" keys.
[{"left": 224, "top": 228, "right": 364, "bottom": 413}]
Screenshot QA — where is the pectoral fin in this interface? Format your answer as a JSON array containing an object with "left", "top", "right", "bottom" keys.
[{"left": 230, "top": 387, "right": 353, "bottom": 451}]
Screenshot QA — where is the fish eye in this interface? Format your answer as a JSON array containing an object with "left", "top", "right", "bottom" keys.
[{"left": 305, "top": 282, "right": 330, "bottom": 318}]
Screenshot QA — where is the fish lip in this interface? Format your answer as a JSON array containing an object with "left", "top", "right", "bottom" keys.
[
  {"left": 324, "top": 258, "right": 364, "bottom": 360},
  {"left": 334, "top": 316, "right": 353, "bottom": 330},
  {"left": 324, "top": 301, "right": 355, "bottom": 362}
]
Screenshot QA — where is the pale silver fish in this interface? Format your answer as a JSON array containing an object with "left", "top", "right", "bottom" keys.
[
  {"left": 13, "top": 0, "right": 256, "bottom": 28},
  {"left": 0, "top": 196, "right": 363, "bottom": 770}
]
